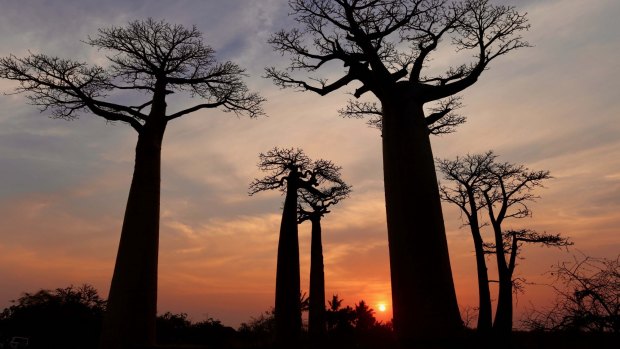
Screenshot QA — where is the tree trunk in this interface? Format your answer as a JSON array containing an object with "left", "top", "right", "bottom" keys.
[
  {"left": 492, "top": 223, "right": 513, "bottom": 336},
  {"left": 274, "top": 175, "right": 302, "bottom": 347},
  {"left": 493, "top": 230, "right": 518, "bottom": 338},
  {"left": 468, "top": 204, "right": 493, "bottom": 333},
  {"left": 381, "top": 94, "right": 462, "bottom": 346},
  {"left": 100, "top": 118, "right": 167, "bottom": 349},
  {"left": 472, "top": 232, "right": 493, "bottom": 333},
  {"left": 308, "top": 217, "right": 326, "bottom": 345},
  {"left": 493, "top": 272, "right": 513, "bottom": 336}
]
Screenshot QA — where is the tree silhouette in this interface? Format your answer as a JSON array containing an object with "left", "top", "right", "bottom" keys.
[
  {"left": 479, "top": 158, "right": 572, "bottom": 335},
  {"left": 249, "top": 147, "right": 342, "bottom": 347},
  {"left": 0, "top": 284, "right": 106, "bottom": 349},
  {"left": 266, "top": 0, "right": 530, "bottom": 343},
  {"left": 353, "top": 300, "right": 377, "bottom": 332},
  {"left": 298, "top": 165, "right": 351, "bottom": 343},
  {"left": 440, "top": 152, "right": 573, "bottom": 335},
  {"left": 325, "top": 295, "right": 356, "bottom": 334},
  {"left": 438, "top": 151, "right": 496, "bottom": 333},
  {"left": 0, "top": 19, "right": 263, "bottom": 349}
]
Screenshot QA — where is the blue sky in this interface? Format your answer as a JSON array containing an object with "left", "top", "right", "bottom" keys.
[{"left": 0, "top": 0, "right": 619, "bottom": 327}]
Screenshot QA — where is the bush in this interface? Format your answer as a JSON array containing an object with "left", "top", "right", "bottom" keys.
[{"left": 0, "top": 284, "right": 105, "bottom": 349}]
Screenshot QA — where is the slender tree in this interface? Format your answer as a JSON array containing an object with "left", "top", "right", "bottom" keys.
[
  {"left": 266, "top": 1, "right": 530, "bottom": 343},
  {"left": 0, "top": 19, "right": 263, "bottom": 349},
  {"left": 485, "top": 228, "right": 572, "bottom": 335},
  {"left": 297, "top": 166, "right": 351, "bottom": 343},
  {"left": 249, "top": 148, "right": 342, "bottom": 347},
  {"left": 437, "top": 151, "right": 496, "bottom": 333},
  {"left": 480, "top": 160, "right": 572, "bottom": 335}
]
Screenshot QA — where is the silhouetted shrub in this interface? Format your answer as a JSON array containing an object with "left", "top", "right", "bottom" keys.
[
  {"left": 0, "top": 284, "right": 105, "bottom": 349},
  {"left": 237, "top": 310, "right": 276, "bottom": 348},
  {"left": 156, "top": 312, "right": 236, "bottom": 347}
]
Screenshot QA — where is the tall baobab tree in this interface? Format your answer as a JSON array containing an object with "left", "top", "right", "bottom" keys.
[
  {"left": 0, "top": 19, "right": 263, "bottom": 349},
  {"left": 266, "top": 0, "right": 530, "bottom": 342},
  {"left": 297, "top": 165, "right": 351, "bottom": 343},
  {"left": 437, "top": 151, "right": 496, "bottom": 333},
  {"left": 479, "top": 160, "right": 571, "bottom": 335},
  {"left": 249, "top": 148, "right": 344, "bottom": 347}
]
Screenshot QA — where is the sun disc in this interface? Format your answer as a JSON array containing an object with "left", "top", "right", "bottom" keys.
[{"left": 378, "top": 303, "right": 387, "bottom": 312}]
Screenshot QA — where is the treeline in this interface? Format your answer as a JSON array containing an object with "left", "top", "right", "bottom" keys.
[{"left": 0, "top": 286, "right": 394, "bottom": 349}]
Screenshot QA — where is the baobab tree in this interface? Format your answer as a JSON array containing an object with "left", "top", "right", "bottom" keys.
[
  {"left": 437, "top": 151, "right": 496, "bottom": 333},
  {"left": 479, "top": 158, "right": 572, "bottom": 335},
  {"left": 266, "top": 0, "right": 530, "bottom": 343},
  {"left": 249, "top": 148, "right": 343, "bottom": 347},
  {"left": 0, "top": 19, "right": 263, "bottom": 349},
  {"left": 297, "top": 167, "right": 351, "bottom": 343},
  {"left": 440, "top": 153, "right": 572, "bottom": 334}
]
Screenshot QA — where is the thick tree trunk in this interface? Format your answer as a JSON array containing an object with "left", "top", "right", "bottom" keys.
[
  {"left": 308, "top": 217, "right": 326, "bottom": 344},
  {"left": 274, "top": 176, "right": 302, "bottom": 347},
  {"left": 381, "top": 95, "right": 462, "bottom": 346},
  {"left": 100, "top": 119, "right": 167, "bottom": 349}
]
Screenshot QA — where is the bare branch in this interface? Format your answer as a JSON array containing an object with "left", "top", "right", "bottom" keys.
[
  {"left": 523, "top": 254, "right": 620, "bottom": 333},
  {"left": 265, "top": 66, "right": 356, "bottom": 96},
  {"left": 425, "top": 95, "right": 466, "bottom": 135},
  {"left": 1, "top": 19, "right": 264, "bottom": 132},
  {"left": 268, "top": 1, "right": 530, "bottom": 104},
  {"left": 0, "top": 53, "right": 144, "bottom": 132},
  {"left": 249, "top": 147, "right": 352, "bottom": 225},
  {"left": 297, "top": 162, "right": 351, "bottom": 223},
  {"left": 340, "top": 94, "right": 465, "bottom": 134},
  {"left": 249, "top": 147, "right": 312, "bottom": 195}
]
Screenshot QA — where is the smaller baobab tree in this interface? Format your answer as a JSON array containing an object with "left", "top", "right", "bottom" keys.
[
  {"left": 0, "top": 19, "right": 263, "bottom": 349},
  {"left": 439, "top": 152, "right": 573, "bottom": 335},
  {"left": 438, "top": 151, "right": 496, "bottom": 333},
  {"left": 249, "top": 147, "right": 344, "bottom": 347},
  {"left": 297, "top": 164, "right": 351, "bottom": 343},
  {"left": 479, "top": 156, "right": 572, "bottom": 335}
]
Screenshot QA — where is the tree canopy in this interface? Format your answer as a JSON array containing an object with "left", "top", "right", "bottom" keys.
[
  {"left": 0, "top": 18, "right": 264, "bottom": 132},
  {"left": 266, "top": 0, "right": 530, "bottom": 110}
]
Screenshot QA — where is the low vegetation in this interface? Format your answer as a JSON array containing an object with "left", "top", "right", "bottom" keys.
[{"left": 0, "top": 287, "right": 394, "bottom": 349}]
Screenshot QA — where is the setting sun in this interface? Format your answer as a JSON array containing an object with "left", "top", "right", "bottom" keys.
[{"left": 378, "top": 303, "right": 387, "bottom": 312}]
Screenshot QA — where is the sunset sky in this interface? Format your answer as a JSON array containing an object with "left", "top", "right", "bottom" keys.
[{"left": 0, "top": 0, "right": 618, "bottom": 328}]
